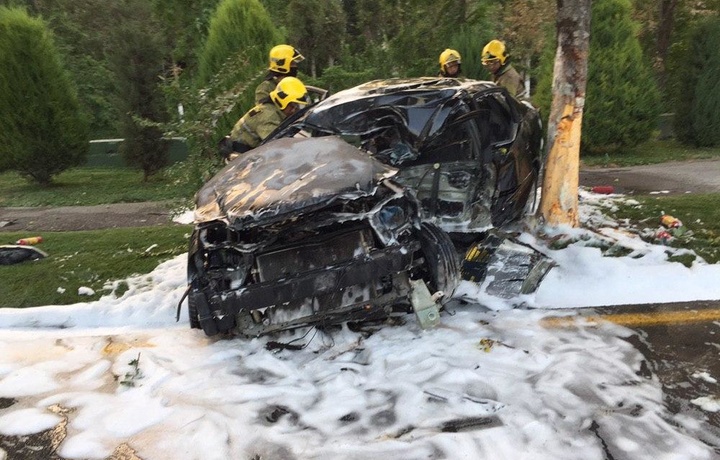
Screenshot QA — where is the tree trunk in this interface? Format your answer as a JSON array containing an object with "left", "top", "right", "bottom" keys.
[{"left": 538, "top": 0, "right": 592, "bottom": 227}]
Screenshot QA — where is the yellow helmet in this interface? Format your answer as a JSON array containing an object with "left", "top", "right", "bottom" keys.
[
  {"left": 270, "top": 77, "right": 308, "bottom": 110},
  {"left": 482, "top": 40, "right": 508, "bottom": 65},
  {"left": 268, "top": 44, "right": 305, "bottom": 74},
  {"left": 439, "top": 48, "right": 462, "bottom": 70}
]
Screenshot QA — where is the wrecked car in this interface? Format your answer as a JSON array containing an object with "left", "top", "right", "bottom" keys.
[
  {"left": 186, "top": 136, "right": 459, "bottom": 337},
  {"left": 265, "top": 77, "right": 550, "bottom": 297},
  {"left": 266, "top": 77, "right": 544, "bottom": 233}
]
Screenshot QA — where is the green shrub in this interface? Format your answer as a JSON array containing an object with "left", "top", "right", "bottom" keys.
[
  {"left": 0, "top": 7, "right": 89, "bottom": 185},
  {"left": 285, "top": 0, "right": 346, "bottom": 78},
  {"left": 197, "top": 0, "right": 282, "bottom": 86},
  {"left": 194, "top": 0, "right": 283, "bottom": 137},
  {"left": 673, "top": 17, "right": 720, "bottom": 147},
  {"left": 534, "top": 0, "right": 660, "bottom": 155},
  {"left": 162, "top": 49, "right": 267, "bottom": 195},
  {"left": 450, "top": 24, "right": 497, "bottom": 81},
  {"left": 584, "top": 0, "right": 661, "bottom": 153}
]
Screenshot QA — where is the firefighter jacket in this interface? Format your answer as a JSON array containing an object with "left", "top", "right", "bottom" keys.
[
  {"left": 254, "top": 76, "right": 279, "bottom": 104},
  {"left": 493, "top": 64, "right": 526, "bottom": 99},
  {"left": 230, "top": 101, "right": 285, "bottom": 150}
]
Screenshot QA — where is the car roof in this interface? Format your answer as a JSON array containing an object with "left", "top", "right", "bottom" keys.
[{"left": 294, "top": 77, "right": 501, "bottom": 142}]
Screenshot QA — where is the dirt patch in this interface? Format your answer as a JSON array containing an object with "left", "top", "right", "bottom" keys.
[{"left": 0, "top": 201, "right": 189, "bottom": 233}]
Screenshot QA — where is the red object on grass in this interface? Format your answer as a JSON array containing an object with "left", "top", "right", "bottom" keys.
[{"left": 591, "top": 185, "right": 615, "bottom": 194}]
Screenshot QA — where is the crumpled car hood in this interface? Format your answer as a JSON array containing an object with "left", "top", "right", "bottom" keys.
[{"left": 194, "top": 136, "right": 398, "bottom": 226}]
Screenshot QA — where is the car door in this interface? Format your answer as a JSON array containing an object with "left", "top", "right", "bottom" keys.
[{"left": 390, "top": 103, "right": 493, "bottom": 233}]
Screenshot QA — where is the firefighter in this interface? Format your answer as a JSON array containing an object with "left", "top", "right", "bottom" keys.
[
  {"left": 481, "top": 40, "right": 526, "bottom": 99},
  {"left": 438, "top": 48, "right": 462, "bottom": 78},
  {"left": 255, "top": 44, "right": 305, "bottom": 104},
  {"left": 227, "top": 77, "right": 308, "bottom": 158}
]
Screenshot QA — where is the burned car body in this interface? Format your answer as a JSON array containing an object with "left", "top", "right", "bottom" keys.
[
  {"left": 266, "top": 77, "right": 544, "bottom": 233},
  {"left": 187, "top": 136, "right": 459, "bottom": 337}
]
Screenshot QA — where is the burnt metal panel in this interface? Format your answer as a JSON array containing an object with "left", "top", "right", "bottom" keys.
[
  {"left": 194, "top": 137, "right": 398, "bottom": 225},
  {"left": 204, "top": 242, "right": 419, "bottom": 315}
]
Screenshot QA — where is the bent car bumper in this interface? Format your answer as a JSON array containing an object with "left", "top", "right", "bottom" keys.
[{"left": 190, "top": 241, "right": 421, "bottom": 337}]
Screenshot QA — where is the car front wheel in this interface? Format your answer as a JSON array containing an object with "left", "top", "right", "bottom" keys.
[{"left": 417, "top": 222, "right": 460, "bottom": 299}]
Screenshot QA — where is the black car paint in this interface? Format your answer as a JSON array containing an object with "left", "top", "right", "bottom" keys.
[
  {"left": 266, "top": 77, "right": 543, "bottom": 232},
  {"left": 186, "top": 78, "right": 543, "bottom": 337}
]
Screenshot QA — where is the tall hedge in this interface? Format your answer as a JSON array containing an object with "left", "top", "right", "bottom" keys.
[
  {"left": 583, "top": 0, "right": 660, "bottom": 153},
  {"left": 535, "top": 0, "right": 660, "bottom": 155},
  {"left": 0, "top": 7, "right": 88, "bottom": 184},
  {"left": 195, "top": 0, "right": 282, "bottom": 138},
  {"left": 673, "top": 17, "right": 720, "bottom": 147},
  {"left": 197, "top": 0, "right": 281, "bottom": 86}
]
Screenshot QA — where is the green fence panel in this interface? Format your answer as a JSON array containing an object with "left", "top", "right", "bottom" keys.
[{"left": 86, "top": 138, "right": 188, "bottom": 167}]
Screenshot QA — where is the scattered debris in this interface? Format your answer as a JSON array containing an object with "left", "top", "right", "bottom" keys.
[
  {"left": 591, "top": 185, "right": 615, "bottom": 194},
  {"left": 16, "top": 236, "right": 43, "bottom": 245},
  {"left": 119, "top": 353, "right": 143, "bottom": 387},
  {"left": 0, "top": 245, "right": 47, "bottom": 266}
]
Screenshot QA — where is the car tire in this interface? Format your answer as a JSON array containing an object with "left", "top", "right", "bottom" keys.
[
  {"left": 188, "top": 282, "right": 201, "bottom": 329},
  {"left": 417, "top": 222, "right": 460, "bottom": 298}
]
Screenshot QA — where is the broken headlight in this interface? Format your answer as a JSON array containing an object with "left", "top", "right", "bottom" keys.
[
  {"left": 377, "top": 205, "right": 406, "bottom": 229},
  {"left": 370, "top": 197, "right": 414, "bottom": 245}
]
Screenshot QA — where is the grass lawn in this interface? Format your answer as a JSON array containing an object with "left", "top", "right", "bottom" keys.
[
  {"left": 609, "top": 193, "right": 720, "bottom": 265},
  {"left": 0, "top": 167, "right": 192, "bottom": 207},
  {"left": 581, "top": 139, "right": 720, "bottom": 168},
  {"left": 0, "top": 225, "right": 191, "bottom": 308}
]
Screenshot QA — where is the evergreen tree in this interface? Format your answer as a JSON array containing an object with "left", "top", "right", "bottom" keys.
[
  {"left": 149, "top": 0, "right": 221, "bottom": 73},
  {"left": 535, "top": 0, "right": 660, "bottom": 155},
  {"left": 0, "top": 7, "right": 88, "bottom": 185},
  {"left": 108, "top": 0, "right": 171, "bottom": 181},
  {"left": 195, "top": 0, "right": 283, "bottom": 138},
  {"left": 20, "top": 0, "right": 121, "bottom": 138},
  {"left": 197, "top": 0, "right": 282, "bottom": 86},
  {"left": 582, "top": 0, "right": 660, "bottom": 153},
  {"left": 673, "top": 17, "right": 720, "bottom": 147},
  {"left": 286, "top": 0, "right": 346, "bottom": 77}
]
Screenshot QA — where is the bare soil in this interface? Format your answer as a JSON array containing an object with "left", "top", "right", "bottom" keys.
[{"left": 0, "top": 201, "right": 186, "bottom": 233}]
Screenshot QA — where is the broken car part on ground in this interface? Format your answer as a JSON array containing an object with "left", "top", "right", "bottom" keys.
[{"left": 185, "top": 78, "right": 551, "bottom": 337}]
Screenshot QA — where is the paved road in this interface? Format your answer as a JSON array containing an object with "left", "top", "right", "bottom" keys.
[
  {"left": 545, "top": 300, "right": 720, "bottom": 451},
  {"left": 580, "top": 158, "right": 720, "bottom": 195}
]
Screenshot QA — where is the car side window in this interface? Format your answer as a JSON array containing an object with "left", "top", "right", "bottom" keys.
[
  {"left": 472, "top": 92, "right": 518, "bottom": 150},
  {"left": 418, "top": 112, "right": 480, "bottom": 164}
]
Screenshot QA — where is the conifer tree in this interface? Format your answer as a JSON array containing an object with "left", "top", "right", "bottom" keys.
[
  {"left": 582, "top": 0, "right": 661, "bottom": 153},
  {"left": 107, "top": 0, "right": 170, "bottom": 180},
  {"left": 195, "top": 0, "right": 282, "bottom": 135},
  {"left": 535, "top": 0, "right": 660, "bottom": 154},
  {"left": 582, "top": 0, "right": 660, "bottom": 152},
  {"left": 197, "top": 0, "right": 281, "bottom": 86},
  {"left": 674, "top": 17, "right": 720, "bottom": 147},
  {"left": 0, "top": 7, "right": 88, "bottom": 185}
]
